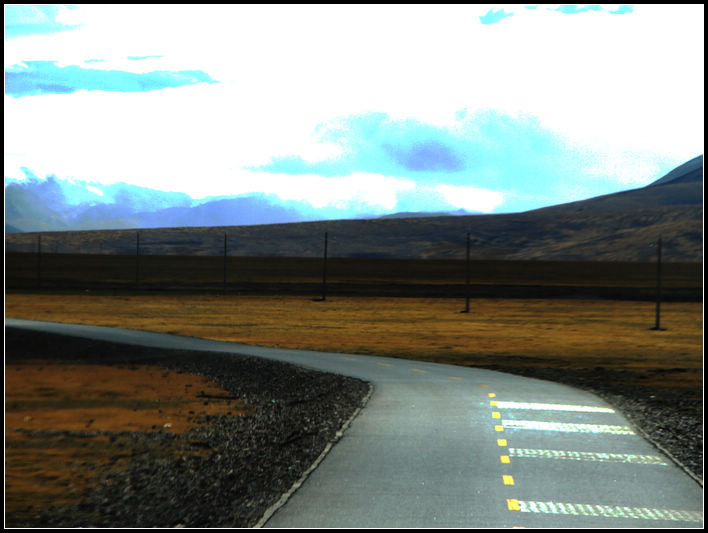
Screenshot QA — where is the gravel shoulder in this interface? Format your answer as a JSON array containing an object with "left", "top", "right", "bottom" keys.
[
  {"left": 4, "top": 327, "right": 702, "bottom": 527},
  {"left": 5, "top": 328, "right": 370, "bottom": 528}
]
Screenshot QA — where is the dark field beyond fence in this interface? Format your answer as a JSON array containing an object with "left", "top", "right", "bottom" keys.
[{"left": 5, "top": 253, "right": 702, "bottom": 301}]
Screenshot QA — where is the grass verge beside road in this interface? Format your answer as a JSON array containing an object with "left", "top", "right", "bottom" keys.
[{"left": 5, "top": 293, "right": 702, "bottom": 392}]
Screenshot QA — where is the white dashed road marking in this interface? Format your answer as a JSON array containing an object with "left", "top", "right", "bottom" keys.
[
  {"left": 508, "top": 448, "right": 668, "bottom": 465},
  {"left": 507, "top": 499, "right": 702, "bottom": 523},
  {"left": 493, "top": 401, "right": 615, "bottom": 413},
  {"left": 501, "top": 419, "right": 635, "bottom": 435}
]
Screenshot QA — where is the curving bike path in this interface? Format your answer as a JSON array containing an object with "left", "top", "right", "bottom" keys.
[{"left": 5, "top": 319, "right": 703, "bottom": 528}]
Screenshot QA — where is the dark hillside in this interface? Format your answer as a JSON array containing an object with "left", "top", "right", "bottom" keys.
[
  {"left": 648, "top": 154, "right": 703, "bottom": 186},
  {"left": 5, "top": 156, "right": 703, "bottom": 262}
]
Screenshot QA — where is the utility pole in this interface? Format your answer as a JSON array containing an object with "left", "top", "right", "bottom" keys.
[
  {"left": 321, "top": 231, "right": 328, "bottom": 301},
  {"left": 651, "top": 236, "right": 664, "bottom": 330},
  {"left": 462, "top": 232, "right": 471, "bottom": 313},
  {"left": 37, "top": 234, "right": 42, "bottom": 288},
  {"left": 223, "top": 233, "right": 228, "bottom": 294},
  {"left": 136, "top": 231, "right": 140, "bottom": 290},
  {"left": 315, "top": 231, "right": 328, "bottom": 301}
]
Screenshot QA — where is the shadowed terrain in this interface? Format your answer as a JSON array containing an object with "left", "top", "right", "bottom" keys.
[{"left": 5, "top": 156, "right": 703, "bottom": 262}]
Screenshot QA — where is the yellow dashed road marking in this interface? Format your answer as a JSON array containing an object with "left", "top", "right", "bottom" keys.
[
  {"left": 411, "top": 368, "right": 428, "bottom": 374},
  {"left": 503, "top": 475, "right": 515, "bottom": 485},
  {"left": 448, "top": 376, "right": 463, "bottom": 381},
  {"left": 488, "top": 393, "right": 496, "bottom": 398},
  {"left": 492, "top": 411, "right": 501, "bottom": 418},
  {"left": 497, "top": 439, "right": 507, "bottom": 446},
  {"left": 376, "top": 362, "right": 392, "bottom": 367},
  {"left": 500, "top": 455, "right": 511, "bottom": 464},
  {"left": 495, "top": 425, "right": 504, "bottom": 432}
]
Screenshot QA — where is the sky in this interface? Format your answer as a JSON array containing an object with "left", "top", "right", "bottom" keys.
[{"left": 4, "top": 4, "right": 705, "bottom": 218}]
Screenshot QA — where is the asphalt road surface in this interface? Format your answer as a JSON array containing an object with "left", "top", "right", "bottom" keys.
[{"left": 6, "top": 318, "right": 703, "bottom": 528}]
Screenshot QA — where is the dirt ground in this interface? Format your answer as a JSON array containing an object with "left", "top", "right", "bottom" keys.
[{"left": 5, "top": 361, "right": 247, "bottom": 521}]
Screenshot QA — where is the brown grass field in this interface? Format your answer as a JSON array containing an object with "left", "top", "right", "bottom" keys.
[
  {"left": 5, "top": 357, "right": 247, "bottom": 521},
  {"left": 5, "top": 292, "right": 702, "bottom": 391}
]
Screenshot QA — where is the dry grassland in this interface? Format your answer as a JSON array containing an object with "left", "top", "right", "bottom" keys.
[
  {"left": 5, "top": 293, "right": 702, "bottom": 391},
  {"left": 5, "top": 359, "right": 247, "bottom": 520}
]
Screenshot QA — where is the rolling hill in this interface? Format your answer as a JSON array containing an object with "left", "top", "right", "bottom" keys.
[{"left": 5, "top": 155, "right": 703, "bottom": 262}]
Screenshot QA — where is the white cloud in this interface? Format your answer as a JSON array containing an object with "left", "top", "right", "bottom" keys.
[
  {"left": 85, "top": 184, "right": 104, "bottom": 197},
  {"left": 4, "top": 4, "right": 704, "bottom": 215},
  {"left": 436, "top": 184, "right": 505, "bottom": 213},
  {"left": 215, "top": 170, "right": 416, "bottom": 212}
]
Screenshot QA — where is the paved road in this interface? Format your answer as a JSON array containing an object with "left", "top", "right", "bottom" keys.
[{"left": 6, "top": 319, "right": 703, "bottom": 528}]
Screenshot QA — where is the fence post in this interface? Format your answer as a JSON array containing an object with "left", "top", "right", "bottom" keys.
[{"left": 223, "top": 233, "right": 227, "bottom": 294}]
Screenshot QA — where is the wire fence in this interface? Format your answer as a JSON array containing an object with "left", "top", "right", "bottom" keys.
[{"left": 4, "top": 230, "right": 702, "bottom": 302}]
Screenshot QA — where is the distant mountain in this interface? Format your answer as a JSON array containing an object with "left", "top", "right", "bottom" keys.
[
  {"left": 3, "top": 175, "right": 475, "bottom": 233},
  {"left": 5, "top": 156, "right": 702, "bottom": 262},
  {"left": 3, "top": 175, "right": 315, "bottom": 232},
  {"left": 4, "top": 176, "right": 70, "bottom": 232},
  {"left": 5, "top": 224, "right": 24, "bottom": 234}
]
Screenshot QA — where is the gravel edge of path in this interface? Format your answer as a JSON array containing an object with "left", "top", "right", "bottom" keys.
[{"left": 5, "top": 328, "right": 371, "bottom": 528}]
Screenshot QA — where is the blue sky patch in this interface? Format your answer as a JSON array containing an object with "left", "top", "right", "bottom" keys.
[
  {"left": 556, "top": 5, "right": 634, "bottom": 15},
  {"left": 254, "top": 112, "right": 471, "bottom": 179},
  {"left": 127, "top": 55, "right": 165, "bottom": 61},
  {"left": 479, "top": 8, "right": 514, "bottom": 25},
  {"left": 609, "top": 5, "right": 634, "bottom": 15},
  {"left": 4, "top": 5, "right": 82, "bottom": 39},
  {"left": 384, "top": 140, "right": 465, "bottom": 173},
  {"left": 251, "top": 110, "right": 594, "bottom": 211},
  {"left": 479, "top": 5, "right": 634, "bottom": 25},
  {"left": 555, "top": 5, "right": 603, "bottom": 15},
  {"left": 5, "top": 61, "right": 218, "bottom": 97}
]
